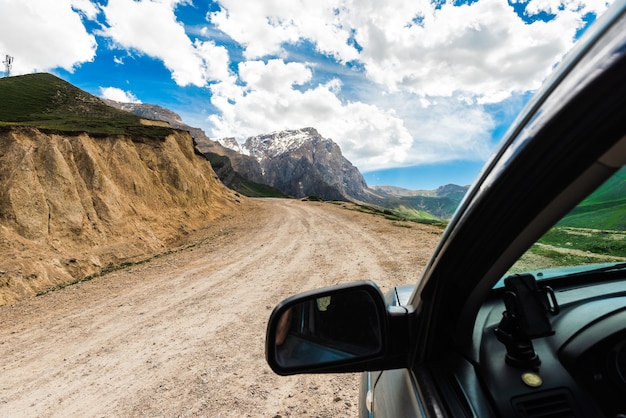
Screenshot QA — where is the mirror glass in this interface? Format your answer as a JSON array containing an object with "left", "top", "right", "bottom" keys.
[{"left": 273, "top": 288, "right": 383, "bottom": 368}]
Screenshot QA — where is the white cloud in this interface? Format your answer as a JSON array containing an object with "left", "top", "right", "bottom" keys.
[
  {"left": 210, "top": 0, "right": 609, "bottom": 102},
  {"left": 0, "top": 0, "right": 97, "bottom": 75},
  {"left": 204, "top": 0, "right": 611, "bottom": 170},
  {"left": 402, "top": 95, "right": 496, "bottom": 165},
  {"left": 207, "top": 59, "right": 414, "bottom": 171},
  {"left": 209, "top": 0, "right": 360, "bottom": 62},
  {"left": 518, "top": 0, "right": 610, "bottom": 16},
  {"left": 101, "top": 0, "right": 231, "bottom": 86},
  {"left": 70, "top": 0, "right": 100, "bottom": 20},
  {"left": 99, "top": 86, "right": 142, "bottom": 103},
  {"left": 350, "top": 0, "right": 590, "bottom": 102}
]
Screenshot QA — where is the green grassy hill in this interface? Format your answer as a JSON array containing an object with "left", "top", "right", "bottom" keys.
[
  {"left": 367, "top": 185, "right": 468, "bottom": 222},
  {"left": 559, "top": 167, "right": 626, "bottom": 230},
  {"left": 507, "top": 168, "right": 626, "bottom": 273},
  {"left": 391, "top": 195, "right": 460, "bottom": 220},
  {"left": 0, "top": 73, "right": 173, "bottom": 138}
]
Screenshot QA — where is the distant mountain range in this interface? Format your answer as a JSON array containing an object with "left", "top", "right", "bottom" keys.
[
  {"left": 4, "top": 72, "right": 625, "bottom": 225},
  {"left": 107, "top": 99, "right": 469, "bottom": 220},
  {"left": 0, "top": 72, "right": 468, "bottom": 220},
  {"left": 368, "top": 184, "right": 469, "bottom": 220}
]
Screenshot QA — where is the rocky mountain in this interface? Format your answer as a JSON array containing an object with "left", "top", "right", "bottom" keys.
[
  {"left": 103, "top": 100, "right": 271, "bottom": 194},
  {"left": 105, "top": 98, "right": 466, "bottom": 214},
  {"left": 102, "top": 101, "right": 184, "bottom": 126},
  {"left": 105, "top": 104, "right": 369, "bottom": 202},
  {"left": 240, "top": 128, "right": 371, "bottom": 201}
]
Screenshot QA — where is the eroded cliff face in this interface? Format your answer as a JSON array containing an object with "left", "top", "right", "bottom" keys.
[
  {"left": 0, "top": 127, "right": 240, "bottom": 304},
  {"left": 243, "top": 128, "right": 370, "bottom": 201}
]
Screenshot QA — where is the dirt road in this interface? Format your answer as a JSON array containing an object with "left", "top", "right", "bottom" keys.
[{"left": 0, "top": 198, "right": 442, "bottom": 417}]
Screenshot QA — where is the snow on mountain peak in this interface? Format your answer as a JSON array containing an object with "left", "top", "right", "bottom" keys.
[
  {"left": 217, "top": 137, "right": 245, "bottom": 154},
  {"left": 244, "top": 127, "right": 321, "bottom": 159}
]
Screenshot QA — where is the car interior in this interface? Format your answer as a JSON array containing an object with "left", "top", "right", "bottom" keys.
[{"left": 458, "top": 162, "right": 626, "bottom": 417}]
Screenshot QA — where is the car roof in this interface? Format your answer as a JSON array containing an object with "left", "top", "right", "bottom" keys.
[{"left": 409, "top": 0, "right": 626, "bottom": 361}]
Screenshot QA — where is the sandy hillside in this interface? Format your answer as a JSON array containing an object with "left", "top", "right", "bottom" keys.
[
  {"left": 0, "top": 198, "right": 442, "bottom": 417},
  {"left": 0, "top": 127, "right": 240, "bottom": 304}
]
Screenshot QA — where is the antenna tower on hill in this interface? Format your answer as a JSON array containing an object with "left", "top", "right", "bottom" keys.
[{"left": 3, "top": 55, "right": 14, "bottom": 77}]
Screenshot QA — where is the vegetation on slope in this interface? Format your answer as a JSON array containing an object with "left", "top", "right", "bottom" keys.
[
  {"left": 510, "top": 167, "right": 626, "bottom": 271},
  {"left": 558, "top": 167, "right": 626, "bottom": 231},
  {"left": 205, "top": 152, "right": 288, "bottom": 198},
  {"left": 0, "top": 73, "right": 173, "bottom": 138},
  {"left": 367, "top": 184, "right": 469, "bottom": 222}
]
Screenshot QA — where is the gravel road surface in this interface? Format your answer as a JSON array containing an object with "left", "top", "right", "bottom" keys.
[{"left": 0, "top": 198, "right": 442, "bottom": 417}]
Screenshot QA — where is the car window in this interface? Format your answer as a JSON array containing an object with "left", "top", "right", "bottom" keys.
[{"left": 502, "top": 166, "right": 626, "bottom": 282}]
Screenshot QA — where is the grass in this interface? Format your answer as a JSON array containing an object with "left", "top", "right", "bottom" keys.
[
  {"left": 0, "top": 73, "right": 175, "bottom": 138},
  {"left": 538, "top": 228, "right": 626, "bottom": 258},
  {"left": 343, "top": 203, "right": 448, "bottom": 228},
  {"left": 508, "top": 168, "right": 626, "bottom": 273},
  {"left": 509, "top": 226, "right": 626, "bottom": 273},
  {"left": 558, "top": 167, "right": 626, "bottom": 230},
  {"left": 532, "top": 246, "right": 622, "bottom": 265}
]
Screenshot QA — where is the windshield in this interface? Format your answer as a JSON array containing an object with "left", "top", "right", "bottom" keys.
[{"left": 503, "top": 166, "right": 626, "bottom": 282}]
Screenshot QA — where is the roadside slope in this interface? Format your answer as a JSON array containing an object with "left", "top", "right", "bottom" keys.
[
  {"left": 0, "top": 126, "right": 240, "bottom": 304},
  {"left": 0, "top": 198, "right": 442, "bottom": 417}
]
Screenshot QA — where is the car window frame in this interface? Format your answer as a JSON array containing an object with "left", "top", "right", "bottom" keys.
[{"left": 406, "top": 1, "right": 626, "bottom": 365}]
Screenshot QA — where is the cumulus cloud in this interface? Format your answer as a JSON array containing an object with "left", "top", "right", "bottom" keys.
[
  {"left": 204, "top": 0, "right": 610, "bottom": 170},
  {"left": 349, "top": 0, "right": 591, "bottom": 102},
  {"left": 0, "top": 0, "right": 612, "bottom": 174},
  {"left": 207, "top": 59, "right": 414, "bottom": 171},
  {"left": 99, "top": 86, "right": 142, "bottom": 103},
  {"left": 518, "top": 0, "right": 610, "bottom": 16},
  {"left": 100, "top": 0, "right": 231, "bottom": 86},
  {"left": 70, "top": 0, "right": 100, "bottom": 20},
  {"left": 209, "top": 0, "right": 360, "bottom": 62},
  {"left": 209, "top": 0, "right": 609, "bottom": 102},
  {"left": 0, "top": 0, "right": 97, "bottom": 75},
  {"left": 206, "top": 61, "right": 495, "bottom": 171}
]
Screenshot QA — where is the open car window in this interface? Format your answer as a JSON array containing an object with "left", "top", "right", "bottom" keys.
[{"left": 499, "top": 166, "right": 626, "bottom": 286}]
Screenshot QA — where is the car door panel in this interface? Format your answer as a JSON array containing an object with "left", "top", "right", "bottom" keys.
[{"left": 372, "top": 368, "right": 424, "bottom": 417}]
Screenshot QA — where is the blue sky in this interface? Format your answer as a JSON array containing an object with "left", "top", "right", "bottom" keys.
[{"left": 0, "top": 0, "right": 613, "bottom": 190}]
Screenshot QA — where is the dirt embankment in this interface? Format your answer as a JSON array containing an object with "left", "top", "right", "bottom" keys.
[
  {"left": 0, "top": 198, "right": 442, "bottom": 417},
  {"left": 0, "top": 127, "right": 240, "bottom": 304}
]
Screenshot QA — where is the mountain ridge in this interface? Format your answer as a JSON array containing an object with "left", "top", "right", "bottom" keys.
[
  {"left": 241, "top": 127, "right": 371, "bottom": 201},
  {"left": 110, "top": 99, "right": 469, "bottom": 217},
  {"left": 0, "top": 73, "right": 174, "bottom": 138},
  {"left": 99, "top": 84, "right": 469, "bottom": 217}
]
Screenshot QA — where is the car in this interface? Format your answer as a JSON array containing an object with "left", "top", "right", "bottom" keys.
[{"left": 264, "top": 0, "right": 626, "bottom": 416}]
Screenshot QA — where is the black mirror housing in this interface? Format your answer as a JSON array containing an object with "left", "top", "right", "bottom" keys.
[{"left": 266, "top": 281, "right": 412, "bottom": 375}]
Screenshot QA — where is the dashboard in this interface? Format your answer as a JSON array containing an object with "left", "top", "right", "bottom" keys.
[{"left": 466, "top": 279, "right": 626, "bottom": 417}]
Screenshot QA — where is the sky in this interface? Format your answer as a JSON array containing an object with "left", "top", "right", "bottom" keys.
[{"left": 0, "top": 0, "right": 614, "bottom": 190}]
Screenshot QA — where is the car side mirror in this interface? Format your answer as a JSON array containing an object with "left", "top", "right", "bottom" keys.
[{"left": 266, "top": 281, "right": 410, "bottom": 375}]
